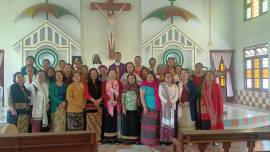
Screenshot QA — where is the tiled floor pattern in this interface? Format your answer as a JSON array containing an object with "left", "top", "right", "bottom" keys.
[
  {"left": 99, "top": 140, "right": 270, "bottom": 152},
  {"left": 99, "top": 144, "right": 170, "bottom": 152},
  {"left": 100, "top": 104, "right": 270, "bottom": 151},
  {"left": 235, "top": 90, "right": 270, "bottom": 110},
  {"left": 224, "top": 104, "right": 270, "bottom": 129}
]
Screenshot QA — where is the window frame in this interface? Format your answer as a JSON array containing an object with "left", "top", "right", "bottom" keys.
[
  {"left": 244, "top": 0, "right": 268, "bottom": 21},
  {"left": 243, "top": 43, "right": 269, "bottom": 91},
  {"left": 218, "top": 58, "right": 226, "bottom": 88}
]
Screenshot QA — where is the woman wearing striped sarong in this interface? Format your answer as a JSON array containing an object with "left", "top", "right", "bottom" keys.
[
  {"left": 140, "top": 73, "right": 161, "bottom": 146},
  {"left": 66, "top": 71, "right": 85, "bottom": 131}
]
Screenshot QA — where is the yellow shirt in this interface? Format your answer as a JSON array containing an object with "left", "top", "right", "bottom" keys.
[{"left": 66, "top": 82, "right": 84, "bottom": 113}]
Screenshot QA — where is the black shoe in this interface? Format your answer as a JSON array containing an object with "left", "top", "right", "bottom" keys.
[
  {"left": 115, "top": 139, "right": 121, "bottom": 144},
  {"left": 136, "top": 141, "right": 142, "bottom": 145},
  {"left": 213, "top": 142, "right": 219, "bottom": 146},
  {"left": 164, "top": 142, "right": 172, "bottom": 145},
  {"left": 123, "top": 141, "right": 130, "bottom": 145},
  {"left": 101, "top": 140, "right": 107, "bottom": 144}
]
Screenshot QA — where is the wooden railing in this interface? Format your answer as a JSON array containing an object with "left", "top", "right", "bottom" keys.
[
  {"left": 172, "top": 129, "right": 270, "bottom": 152},
  {"left": 0, "top": 131, "right": 98, "bottom": 152}
]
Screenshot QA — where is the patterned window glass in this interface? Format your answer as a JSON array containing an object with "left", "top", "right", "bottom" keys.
[
  {"left": 245, "top": 0, "right": 268, "bottom": 21},
  {"left": 243, "top": 44, "right": 268, "bottom": 90}
]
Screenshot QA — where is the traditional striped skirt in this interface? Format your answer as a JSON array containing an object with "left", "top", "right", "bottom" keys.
[
  {"left": 31, "top": 119, "right": 41, "bottom": 133},
  {"left": 51, "top": 109, "right": 66, "bottom": 132},
  {"left": 160, "top": 109, "right": 177, "bottom": 143},
  {"left": 67, "top": 112, "right": 84, "bottom": 131},
  {"left": 141, "top": 110, "right": 160, "bottom": 146},
  {"left": 86, "top": 108, "right": 102, "bottom": 140}
]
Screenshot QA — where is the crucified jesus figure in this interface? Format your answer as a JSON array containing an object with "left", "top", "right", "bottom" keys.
[{"left": 95, "top": 3, "right": 127, "bottom": 51}]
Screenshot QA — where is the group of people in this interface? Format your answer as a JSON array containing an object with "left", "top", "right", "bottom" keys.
[{"left": 6, "top": 51, "right": 224, "bottom": 147}]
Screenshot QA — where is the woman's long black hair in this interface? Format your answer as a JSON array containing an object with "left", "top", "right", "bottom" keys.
[{"left": 87, "top": 68, "right": 102, "bottom": 99}]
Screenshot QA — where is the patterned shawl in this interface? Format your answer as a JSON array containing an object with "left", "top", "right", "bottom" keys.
[
  {"left": 123, "top": 82, "right": 140, "bottom": 106},
  {"left": 201, "top": 81, "right": 224, "bottom": 129},
  {"left": 106, "top": 79, "right": 120, "bottom": 116}
]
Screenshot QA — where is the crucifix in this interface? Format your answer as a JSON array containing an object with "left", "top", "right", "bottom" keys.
[{"left": 91, "top": 0, "right": 131, "bottom": 59}]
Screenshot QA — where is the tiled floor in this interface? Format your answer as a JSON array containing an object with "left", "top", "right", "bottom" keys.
[
  {"left": 99, "top": 141, "right": 270, "bottom": 152},
  {"left": 224, "top": 104, "right": 270, "bottom": 129},
  {"left": 99, "top": 103, "right": 270, "bottom": 152},
  {"left": 224, "top": 104, "right": 266, "bottom": 120},
  {"left": 99, "top": 144, "right": 171, "bottom": 152}
]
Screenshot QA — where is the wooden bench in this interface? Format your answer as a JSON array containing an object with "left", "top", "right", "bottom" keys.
[
  {"left": 172, "top": 128, "right": 270, "bottom": 152},
  {"left": 0, "top": 131, "right": 98, "bottom": 152}
]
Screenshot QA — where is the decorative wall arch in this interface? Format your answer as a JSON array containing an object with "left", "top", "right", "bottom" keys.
[
  {"left": 141, "top": 24, "right": 205, "bottom": 68},
  {"left": 13, "top": 21, "right": 80, "bottom": 68}
]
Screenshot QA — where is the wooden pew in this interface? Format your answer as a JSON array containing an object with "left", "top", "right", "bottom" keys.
[
  {"left": 172, "top": 128, "right": 270, "bottom": 152},
  {"left": 0, "top": 131, "right": 98, "bottom": 152}
]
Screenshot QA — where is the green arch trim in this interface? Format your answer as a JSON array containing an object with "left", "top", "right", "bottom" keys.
[
  {"left": 35, "top": 48, "right": 58, "bottom": 70},
  {"left": 163, "top": 49, "right": 184, "bottom": 66}
]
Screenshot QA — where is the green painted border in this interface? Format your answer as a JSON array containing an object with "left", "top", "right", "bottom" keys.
[
  {"left": 35, "top": 48, "right": 58, "bottom": 70},
  {"left": 163, "top": 49, "right": 184, "bottom": 66}
]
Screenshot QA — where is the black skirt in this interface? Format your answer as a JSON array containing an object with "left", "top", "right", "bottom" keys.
[
  {"left": 103, "top": 108, "right": 118, "bottom": 141},
  {"left": 200, "top": 120, "right": 211, "bottom": 130},
  {"left": 121, "top": 110, "right": 139, "bottom": 142}
]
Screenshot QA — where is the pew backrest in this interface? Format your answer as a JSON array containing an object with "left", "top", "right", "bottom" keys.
[
  {"left": 0, "top": 131, "right": 98, "bottom": 152},
  {"left": 172, "top": 128, "right": 270, "bottom": 152}
]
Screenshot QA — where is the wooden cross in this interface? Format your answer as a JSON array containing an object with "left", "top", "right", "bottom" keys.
[
  {"left": 90, "top": 0, "right": 131, "bottom": 59},
  {"left": 91, "top": 0, "right": 131, "bottom": 11}
]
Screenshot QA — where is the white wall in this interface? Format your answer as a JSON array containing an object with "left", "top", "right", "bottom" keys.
[
  {"left": 0, "top": 0, "right": 80, "bottom": 103},
  {"left": 81, "top": 0, "right": 141, "bottom": 66},
  {"left": 0, "top": 0, "right": 238, "bottom": 97},
  {"left": 141, "top": 0, "right": 233, "bottom": 68},
  {"left": 232, "top": 0, "right": 270, "bottom": 92}
]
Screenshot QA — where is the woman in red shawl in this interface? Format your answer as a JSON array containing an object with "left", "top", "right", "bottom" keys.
[
  {"left": 200, "top": 71, "right": 224, "bottom": 130},
  {"left": 140, "top": 72, "right": 161, "bottom": 147}
]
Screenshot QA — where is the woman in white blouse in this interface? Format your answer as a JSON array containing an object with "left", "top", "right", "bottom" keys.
[
  {"left": 158, "top": 72, "right": 179, "bottom": 144},
  {"left": 29, "top": 71, "right": 49, "bottom": 133},
  {"left": 24, "top": 65, "right": 36, "bottom": 89}
]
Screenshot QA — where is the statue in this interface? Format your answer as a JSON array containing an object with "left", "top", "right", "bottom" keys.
[
  {"left": 95, "top": 3, "right": 127, "bottom": 51},
  {"left": 90, "top": 0, "right": 131, "bottom": 59}
]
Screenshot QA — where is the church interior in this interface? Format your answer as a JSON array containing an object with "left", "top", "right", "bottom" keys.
[{"left": 0, "top": 0, "right": 270, "bottom": 152}]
